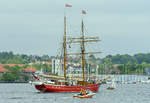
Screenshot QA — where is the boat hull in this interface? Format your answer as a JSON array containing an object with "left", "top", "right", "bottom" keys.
[{"left": 35, "top": 83, "right": 100, "bottom": 93}]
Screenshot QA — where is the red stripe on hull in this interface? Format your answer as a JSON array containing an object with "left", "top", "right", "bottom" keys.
[{"left": 35, "top": 83, "right": 100, "bottom": 93}]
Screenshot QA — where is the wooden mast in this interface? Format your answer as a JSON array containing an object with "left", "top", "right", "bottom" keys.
[
  {"left": 65, "top": 11, "right": 100, "bottom": 82},
  {"left": 63, "top": 15, "right": 67, "bottom": 79},
  {"left": 66, "top": 19, "right": 100, "bottom": 82},
  {"left": 81, "top": 19, "right": 86, "bottom": 81}
]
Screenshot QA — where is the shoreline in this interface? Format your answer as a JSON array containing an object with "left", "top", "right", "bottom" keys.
[{"left": 0, "top": 81, "right": 28, "bottom": 83}]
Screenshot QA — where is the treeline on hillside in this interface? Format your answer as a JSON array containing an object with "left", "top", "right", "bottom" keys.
[
  {"left": 95, "top": 53, "right": 150, "bottom": 74},
  {"left": 0, "top": 51, "right": 52, "bottom": 64},
  {"left": 0, "top": 51, "right": 150, "bottom": 81},
  {"left": 87, "top": 54, "right": 150, "bottom": 74},
  {"left": 101, "top": 53, "right": 150, "bottom": 64},
  {"left": 1, "top": 51, "right": 150, "bottom": 65}
]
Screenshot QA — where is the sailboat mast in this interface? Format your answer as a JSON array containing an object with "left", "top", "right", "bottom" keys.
[
  {"left": 63, "top": 15, "right": 67, "bottom": 79},
  {"left": 81, "top": 19, "right": 86, "bottom": 81}
]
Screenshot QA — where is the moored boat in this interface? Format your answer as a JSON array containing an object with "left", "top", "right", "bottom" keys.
[
  {"left": 107, "top": 87, "right": 115, "bottom": 90},
  {"left": 107, "top": 76, "right": 115, "bottom": 90}
]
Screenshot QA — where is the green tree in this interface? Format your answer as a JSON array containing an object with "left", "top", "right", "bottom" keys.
[
  {"left": 2, "top": 73, "right": 16, "bottom": 82},
  {"left": 23, "top": 74, "right": 29, "bottom": 81},
  {"left": 103, "top": 58, "right": 113, "bottom": 73}
]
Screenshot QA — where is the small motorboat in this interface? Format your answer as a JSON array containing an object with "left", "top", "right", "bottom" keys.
[
  {"left": 73, "top": 89, "right": 95, "bottom": 98},
  {"left": 73, "top": 93, "right": 95, "bottom": 98}
]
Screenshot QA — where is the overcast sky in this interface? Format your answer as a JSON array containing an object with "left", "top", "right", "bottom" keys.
[{"left": 0, "top": 0, "right": 150, "bottom": 57}]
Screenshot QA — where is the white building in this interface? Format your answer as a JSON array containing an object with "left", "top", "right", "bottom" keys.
[{"left": 52, "top": 59, "right": 64, "bottom": 76}]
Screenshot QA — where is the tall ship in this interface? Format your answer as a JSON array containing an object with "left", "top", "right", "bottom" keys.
[{"left": 32, "top": 5, "right": 101, "bottom": 93}]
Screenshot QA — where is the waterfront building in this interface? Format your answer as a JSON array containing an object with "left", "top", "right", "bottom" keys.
[
  {"left": 22, "top": 67, "right": 37, "bottom": 74},
  {"left": 52, "top": 58, "right": 64, "bottom": 76},
  {"left": 0, "top": 67, "right": 10, "bottom": 76}
]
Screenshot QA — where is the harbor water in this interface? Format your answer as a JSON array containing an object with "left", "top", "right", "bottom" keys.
[{"left": 0, "top": 81, "right": 150, "bottom": 103}]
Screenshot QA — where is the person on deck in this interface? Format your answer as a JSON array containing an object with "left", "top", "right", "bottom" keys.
[
  {"left": 79, "top": 89, "right": 86, "bottom": 95},
  {"left": 86, "top": 89, "right": 89, "bottom": 94}
]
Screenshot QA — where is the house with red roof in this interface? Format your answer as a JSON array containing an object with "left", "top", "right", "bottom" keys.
[
  {"left": 21, "top": 67, "right": 37, "bottom": 81},
  {"left": 22, "top": 67, "right": 37, "bottom": 74},
  {"left": 45, "top": 62, "right": 52, "bottom": 65},
  {"left": 0, "top": 67, "right": 10, "bottom": 76}
]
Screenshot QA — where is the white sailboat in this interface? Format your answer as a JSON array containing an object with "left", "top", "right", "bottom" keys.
[{"left": 107, "top": 75, "right": 115, "bottom": 90}]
